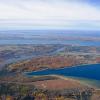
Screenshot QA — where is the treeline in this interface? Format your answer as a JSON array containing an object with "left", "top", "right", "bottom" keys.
[{"left": 0, "top": 83, "right": 94, "bottom": 100}]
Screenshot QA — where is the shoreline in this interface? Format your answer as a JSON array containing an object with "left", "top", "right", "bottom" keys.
[
  {"left": 24, "top": 63, "right": 100, "bottom": 88},
  {"left": 24, "top": 63, "right": 100, "bottom": 73},
  {"left": 60, "top": 75, "right": 100, "bottom": 89},
  {"left": 24, "top": 63, "right": 100, "bottom": 89},
  {"left": 45, "top": 74, "right": 100, "bottom": 89},
  {"left": 29, "top": 74, "right": 99, "bottom": 89}
]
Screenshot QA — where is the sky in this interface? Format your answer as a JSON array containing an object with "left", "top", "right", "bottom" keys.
[{"left": 0, "top": 0, "right": 100, "bottom": 30}]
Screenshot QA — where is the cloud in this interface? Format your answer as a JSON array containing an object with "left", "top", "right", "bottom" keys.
[{"left": 0, "top": 0, "right": 100, "bottom": 29}]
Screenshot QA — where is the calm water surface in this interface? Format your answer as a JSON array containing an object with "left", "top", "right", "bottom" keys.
[
  {"left": 0, "top": 39, "right": 100, "bottom": 46},
  {"left": 26, "top": 64, "right": 100, "bottom": 81}
]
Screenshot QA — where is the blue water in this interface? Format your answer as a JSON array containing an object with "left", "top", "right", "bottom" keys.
[
  {"left": 0, "top": 30, "right": 100, "bottom": 46},
  {"left": 0, "top": 39, "right": 100, "bottom": 46},
  {"left": 26, "top": 64, "right": 100, "bottom": 81}
]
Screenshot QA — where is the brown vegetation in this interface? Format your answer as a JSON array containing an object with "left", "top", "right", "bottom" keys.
[
  {"left": 33, "top": 79, "right": 88, "bottom": 90},
  {"left": 96, "top": 57, "right": 100, "bottom": 63},
  {"left": 8, "top": 55, "right": 89, "bottom": 72}
]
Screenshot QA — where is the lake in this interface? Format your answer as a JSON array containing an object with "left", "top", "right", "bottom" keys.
[
  {"left": 0, "top": 39, "right": 100, "bottom": 46},
  {"left": 26, "top": 64, "right": 100, "bottom": 87},
  {"left": 0, "top": 30, "right": 100, "bottom": 46}
]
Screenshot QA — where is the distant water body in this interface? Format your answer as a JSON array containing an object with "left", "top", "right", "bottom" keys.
[
  {"left": 0, "top": 30, "right": 100, "bottom": 46},
  {"left": 0, "top": 39, "right": 100, "bottom": 46}
]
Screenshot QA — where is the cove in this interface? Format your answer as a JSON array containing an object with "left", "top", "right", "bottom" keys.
[{"left": 26, "top": 64, "right": 100, "bottom": 81}]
